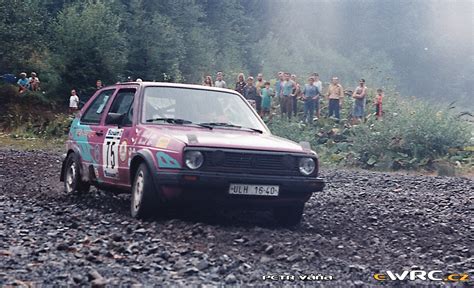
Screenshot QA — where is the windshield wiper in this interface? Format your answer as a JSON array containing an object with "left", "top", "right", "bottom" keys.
[
  {"left": 146, "top": 118, "right": 213, "bottom": 129},
  {"left": 198, "top": 122, "right": 263, "bottom": 134}
]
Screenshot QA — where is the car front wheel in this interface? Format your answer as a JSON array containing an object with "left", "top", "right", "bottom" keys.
[
  {"left": 273, "top": 204, "right": 305, "bottom": 227},
  {"left": 131, "top": 163, "right": 158, "bottom": 219},
  {"left": 64, "top": 153, "right": 90, "bottom": 194}
]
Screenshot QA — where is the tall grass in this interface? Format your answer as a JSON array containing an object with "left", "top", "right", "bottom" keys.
[{"left": 268, "top": 93, "right": 472, "bottom": 171}]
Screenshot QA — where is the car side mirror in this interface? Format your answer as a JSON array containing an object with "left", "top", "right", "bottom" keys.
[{"left": 105, "top": 112, "right": 124, "bottom": 125}]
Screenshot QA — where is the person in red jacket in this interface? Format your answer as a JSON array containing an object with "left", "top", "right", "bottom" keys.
[{"left": 374, "top": 88, "right": 384, "bottom": 120}]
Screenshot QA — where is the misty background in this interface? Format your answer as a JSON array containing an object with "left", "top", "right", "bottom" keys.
[{"left": 0, "top": 0, "right": 472, "bottom": 108}]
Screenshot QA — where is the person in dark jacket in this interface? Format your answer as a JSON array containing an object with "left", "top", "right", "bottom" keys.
[
  {"left": 243, "top": 76, "right": 261, "bottom": 114},
  {"left": 235, "top": 73, "right": 246, "bottom": 95}
]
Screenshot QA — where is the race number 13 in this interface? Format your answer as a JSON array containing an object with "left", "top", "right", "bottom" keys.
[{"left": 103, "top": 128, "right": 123, "bottom": 178}]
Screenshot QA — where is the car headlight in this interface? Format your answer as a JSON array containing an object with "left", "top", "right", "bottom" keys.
[
  {"left": 299, "top": 158, "right": 315, "bottom": 176},
  {"left": 185, "top": 151, "right": 204, "bottom": 170}
]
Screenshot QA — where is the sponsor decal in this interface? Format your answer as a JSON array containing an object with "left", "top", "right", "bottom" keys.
[
  {"left": 156, "top": 137, "right": 171, "bottom": 149},
  {"left": 156, "top": 152, "right": 181, "bottom": 168},
  {"left": 70, "top": 118, "right": 95, "bottom": 163},
  {"left": 119, "top": 141, "right": 128, "bottom": 162},
  {"left": 187, "top": 134, "right": 199, "bottom": 144}
]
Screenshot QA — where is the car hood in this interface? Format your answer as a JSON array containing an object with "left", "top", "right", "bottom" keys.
[{"left": 142, "top": 125, "right": 307, "bottom": 153}]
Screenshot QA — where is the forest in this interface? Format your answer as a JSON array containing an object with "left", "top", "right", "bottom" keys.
[
  {"left": 0, "top": 0, "right": 472, "bottom": 172},
  {"left": 0, "top": 0, "right": 472, "bottom": 108}
]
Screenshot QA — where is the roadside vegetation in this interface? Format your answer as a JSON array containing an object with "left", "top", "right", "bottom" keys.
[
  {"left": 268, "top": 90, "right": 473, "bottom": 174},
  {"left": 2, "top": 83, "right": 472, "bottom": 175}
]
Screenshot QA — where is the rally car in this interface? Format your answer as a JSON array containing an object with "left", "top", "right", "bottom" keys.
[{"left": 60, "top": 82, "right": 324, "bottom": 225}]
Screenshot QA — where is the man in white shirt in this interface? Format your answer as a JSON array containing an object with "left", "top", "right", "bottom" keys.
[
  {"left": 214, "top": 71, "right": 227, "bottom": 88},
  {"left": 69, "top": 89, "right": 80, "bottom": 113}
]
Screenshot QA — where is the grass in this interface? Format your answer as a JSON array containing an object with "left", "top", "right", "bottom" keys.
[{"left": 0, "top": 132, "right": 65, "bottom": 151}]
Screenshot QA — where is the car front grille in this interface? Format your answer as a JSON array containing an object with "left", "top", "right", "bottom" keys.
[{"left": 200, "top": 150, "right": 305, "bottom": 176}]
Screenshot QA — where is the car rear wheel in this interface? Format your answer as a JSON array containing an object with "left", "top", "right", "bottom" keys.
[
  {"left": 273, "top": 204, "right": 305, "bottom": 227},
  {"left": 64, "top": 153, "right": 90, "bottom": 194},
  {"left": 131, "top": 163, "right": 158, "bottom": 219}
]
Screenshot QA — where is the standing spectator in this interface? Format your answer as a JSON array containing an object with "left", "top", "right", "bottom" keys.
[
  {"left": 69, "top": 89, "right": 80, "bottom": 113},
  {"left": 214, "top": 71, "right": 227, "bottom": 88},
  {"left": 96, "top": 80, "right": 104, "bottom": 90},
  {"left": 29, "top": 72, "right": 40, "bottom": 91},
  {"left": 281, "top": 72, "right": 295, "bottom": 120},
  {"left": 17, "top": 72, "right": 30, "bottom": 93},
  {"left": 326, "top": 76, "right": 344, "bottom": 120},
  {"left": 202, "top": 75, "right": 213, "bottom": 87},
  {"left": 275, "top": 72, "right": 284, "bottom": 114},
  {"left": 352, "top": 79, "right": 368, "bottom": 124},
  {"left": 302, "top": 76, "right": 320, "bottom": 124},
  {"left": 243, "top": 76, "right": 261, "bottom": 114},
  {"left": 374, "top": 88, "right": 384, "bottom": 120},
  {"left": 291, "top": 74, "right": 301, "bottom": 117},
  {"left": 312, "top": 73, "right": 323, "bottom": 118},
  {"left": 260, "top": 81, "right": 274, "bottom": 118},
  {"left": 235, "top": 73, "right": 246, "bottom": 95},
  {"left": 255, "top": 73, "right": 265, "bottom": 94}
]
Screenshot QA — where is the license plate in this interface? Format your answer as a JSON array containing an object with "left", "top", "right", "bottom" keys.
[{"left": 229, "top": 184, "right": 279, "bottom": 196}]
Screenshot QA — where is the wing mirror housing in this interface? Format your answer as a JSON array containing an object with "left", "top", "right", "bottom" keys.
[{"left": 105, "top": 112, "right": 124, "bottom": 125}]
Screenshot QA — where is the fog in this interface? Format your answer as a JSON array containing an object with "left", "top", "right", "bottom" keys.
[{"left": 253, "top": 0, "right": 473, "bottom": 108}]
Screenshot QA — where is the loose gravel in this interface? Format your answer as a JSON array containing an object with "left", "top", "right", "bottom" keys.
[{"left": 0, "top": 150, "right": 472, "bottom": 287}]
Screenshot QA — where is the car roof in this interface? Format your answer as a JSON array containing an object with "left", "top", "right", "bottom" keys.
[{"left": 111, "top": 81, "right": 240, "bottom": 95}]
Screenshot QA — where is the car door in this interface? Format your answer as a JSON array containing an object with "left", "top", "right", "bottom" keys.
[
  {"left": 77, "top": 88, "right": 116, "bottom": 179},
  {"left": 100, "top": 86, "right": 137, "bottom": 187}
]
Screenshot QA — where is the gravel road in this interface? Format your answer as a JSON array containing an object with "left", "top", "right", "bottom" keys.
[{"left": 0, "top": 150, "right": 472, "bottom": 287}]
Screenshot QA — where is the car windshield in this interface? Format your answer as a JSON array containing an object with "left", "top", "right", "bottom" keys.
[{"left": 142, "top": 86, "right": 267, "bottom": 132}]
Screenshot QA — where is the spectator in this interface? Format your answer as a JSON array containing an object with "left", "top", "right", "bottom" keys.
[
  {"left": 312, "top": 73, "right": 323, "bottom": 118},
  {"left": 29, "top": 72, "right": 40, "bottom": 91},
  {"left": 202, "top": 75, "right": 213, "bottom": 87},
  {"left": 281, "top": 72, "right": 295, "bottom": 120},
  {"left": 17, "top": 72, "right": 30, "bottom": 93},
  {"left": 235, "top": 73, "right": 246, "bottom": 95},
  {"left": 214, "top": 72, "right": 227, "bottom": 88},
  {"left": 291, "top": 74, "right": 301, "bottom": 117},
  {"left": 352, "top": 78, "right": 368, "bottom": 124},
  {"left": 375, "top": 88, "right": 384, "bottom": 120},
  {"left": 96, "top": 80, "right": 103, "bottom": 90},
  {"left": 69, "top": 89, "right": 80, "bottom": 113},
  {"left": 274, "top": 71, "right": 284, "bottom": 114},
  {"left": 243, "top": 76, "right": 261, "bottom": 114},
  {"left": 260, "top": 81, "right": 274, "bottom": 118},
  {"left": 326, "top": 76, "right": 344, "bottom": 120},
  {"left": 302, "top": 76, "right": 320, "bottom": 124},
  {"left": 255, "top": 73, "right": 265, "bottom": 95}
]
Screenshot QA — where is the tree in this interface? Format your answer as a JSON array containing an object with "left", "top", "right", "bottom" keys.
[
  {"left": 0, "top": 0, "right": 46, "bottom": 74},
  {"left": 51, "top": 0, "right": 127, "bottom": 96}
]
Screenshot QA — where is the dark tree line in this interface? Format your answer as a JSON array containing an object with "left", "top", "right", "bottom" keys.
[
  {"left": 0, "top": 0, "right": 471, "bottom": 108},
  {"left": 0, "top": 0, "right": 268, "bottom": 100}
]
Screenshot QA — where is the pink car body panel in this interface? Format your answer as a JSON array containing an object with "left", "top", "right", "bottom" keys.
[{"left": 63, "top": 82, "right": 324, "bottom": 203}]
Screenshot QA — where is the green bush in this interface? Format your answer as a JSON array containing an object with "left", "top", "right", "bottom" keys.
[
  {"left": 267, "top": 94, "right": 472, "bottom": 171},
  {"left": 349, "top": 95, "right": 472, "bottom": 169}
]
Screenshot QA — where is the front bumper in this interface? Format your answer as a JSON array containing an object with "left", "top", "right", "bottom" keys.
[{"left": 153, "top": 170, "right": 325, "bottom": 207}]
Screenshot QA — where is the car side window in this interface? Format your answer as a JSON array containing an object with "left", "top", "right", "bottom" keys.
[
  {"left": 81, "top": 89, "right": 115, "bottom": 124},
  {"left": 108, "top": 88, "right": 136, "bottom": 125}
]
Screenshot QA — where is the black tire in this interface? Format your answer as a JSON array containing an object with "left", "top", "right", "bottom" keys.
[
  {"left": 64, "top": 153, "right": 90, "bottom": 194},
  {"left": 273, "top": 204, "right": 305, "bottom": 227},
  {"left": 131, "top": 163, "right": 159, "bottom": 219}
]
